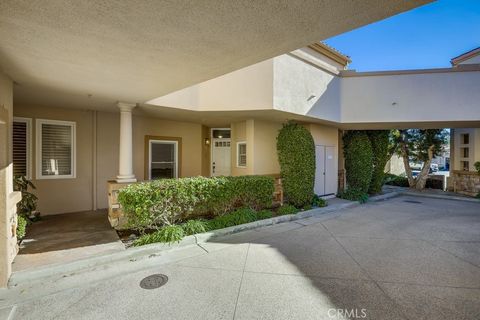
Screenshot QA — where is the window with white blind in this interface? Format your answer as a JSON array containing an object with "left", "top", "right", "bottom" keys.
[
  {"left": 13, "top": 117, "right": 32, "bottom": 178},
  {"left": 36, "top": 119, "right": 76, "bottom": 179},
  {"left": 237, "top": 142, "right": 247, "bottom": 167},
  {"left": 148, "top": 140, "right": 178, "bottom": 179}
]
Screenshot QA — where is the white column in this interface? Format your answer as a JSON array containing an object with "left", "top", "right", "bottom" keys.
[{"left": 116, "top": 102, "right": 137, "bottom": 183}]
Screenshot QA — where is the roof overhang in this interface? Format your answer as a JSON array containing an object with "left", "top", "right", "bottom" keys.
[
  {"left": 451, "top": 47, "right": 480, "bottom": 66},
  {"left": 308, "top": 42, "right": 351, "bottom": 67},
  {"left": 0, "top": 0, "right": 432, "bottom": 110}
]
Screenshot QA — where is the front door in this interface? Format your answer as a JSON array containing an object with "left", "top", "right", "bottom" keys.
[{"left": 212, "top": 138, "right": 231, "bottom": 176}]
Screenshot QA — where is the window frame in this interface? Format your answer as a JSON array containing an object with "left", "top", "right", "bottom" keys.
[
  {"left": 13, "top": 117, "right": 32, "bottom": 179},
  {"left": 236, "top": 141, "right": 247, "bottom": 168},
  {"left": 36, "top": 119, "right": 76, "bottom": 180},
  {"left": 145, "top": 136, "right": 181, "bottom": 180}
]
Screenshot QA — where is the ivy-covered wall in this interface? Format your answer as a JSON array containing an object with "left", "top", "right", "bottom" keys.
[
  {"left": 342, "top": 130, "right": 373, "bottom": 193},
  {"left": 277, "top": 122, "right": 315, "bottom": 207},
  {"left": 367, "top": 130, "right": 390, "bottom": 194}
]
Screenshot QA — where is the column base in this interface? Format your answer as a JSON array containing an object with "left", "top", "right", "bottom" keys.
[{"left": 116, "top": 175, "right": 137, "bottom": 183}]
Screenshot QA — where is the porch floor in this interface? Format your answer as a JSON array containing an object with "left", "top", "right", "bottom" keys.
[{"left": 12, "top": 210, "right": 125, "bottom": 272}]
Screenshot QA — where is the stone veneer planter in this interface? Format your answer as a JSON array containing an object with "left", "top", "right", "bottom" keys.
[
  {"left": 452, "top": 170, "right": 480, "bottom": 197},
  {"left": 107, "top": 176, "right": 284, "bottom": 230}
]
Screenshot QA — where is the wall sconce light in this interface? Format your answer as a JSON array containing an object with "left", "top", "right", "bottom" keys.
[{"left": 204, "top": 138, "right": 210, "bottom": 146}]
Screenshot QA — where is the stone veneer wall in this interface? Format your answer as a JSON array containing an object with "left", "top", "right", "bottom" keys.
[
  {"left": 107, "top": 180, "right": 132, "bottom": 229},
  {"left": 452, "top": 171, "right": 480, "bottom": 197},
  {"left": 338, "top": 169, "right": 346, "bottom": 193},
  {"left": 0, "top": 165, "right": 21, "bottom": 286}
]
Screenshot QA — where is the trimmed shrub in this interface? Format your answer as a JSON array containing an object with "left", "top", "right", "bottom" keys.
[
  {"left": 384, "top": 173, "right": 409, "bottom": 187},
  {"left": 475, "top": 161, "right": 480, "bottom": 174},
  {"left": 302, "top": 204, "right": 313, "bottom": 210},
  {"left": 277, "top": 204, "right": 299, "bottom": 215},
  {"left": 133, "top": 225, "right": 185, "bottom": 246},
  {"left": 206, "top": 208, "right": 258, "bottom": 230},
  {"left": 256, "top": 210, "right": 274, "bottom": 220},
  {"left": 367, "top": 130, "right": 390, "bottom": 194},
  {"left": 337, "top": 187, "right": 369, "bottom": 203},
  {"left": 277, "top": 122, "right": 315, "bottom": 207},
  {"left": 343, "top": 131, "right": 373, "bottom": 193},
  {"left": 118, "top": 175, "right": 274, "bottom": 231},
  {"left": 16, "top": 215, "right": 27, "bottom": 240},
  {"left": 312, "top": 194, "right": 327, "bottom": 208},
  {"left": 182, "top": 219, "right": 208, "bottom": 236}
]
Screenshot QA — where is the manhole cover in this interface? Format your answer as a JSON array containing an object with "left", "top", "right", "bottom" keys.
[
  {"left": 139, "top": 274, "right": 168, "bottom": 289},
  {"left": 403, "top": 200, "right": 422, "bottom": 204}
]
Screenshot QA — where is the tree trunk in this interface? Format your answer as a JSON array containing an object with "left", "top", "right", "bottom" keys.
[
  {"left": 414, "top": 146, "right": 434, "bottom": 190},
  {"left": 399, "top": 131, "right": 415, "bottom": 187}
]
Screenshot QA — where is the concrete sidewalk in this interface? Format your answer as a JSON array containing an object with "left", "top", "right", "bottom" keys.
[{"left": 1, "top": 195, "right": 479, "bottom": 320}]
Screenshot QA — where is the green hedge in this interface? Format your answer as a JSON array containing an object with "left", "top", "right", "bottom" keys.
[
  {"left": 343, "top": 131, "right": 373, "bottom": 193},
  {"left": 384, "top": 173, "right": 409, "bottom": 187},
  {"left": 16, "top": 215, "right": 27, "bottom": 240},
  {"left": 367, "top": 130, "right": 390, "bottom": 194},
  {"left": 118, "top": 175, "right": 274, "bottom": 231},
  {"left": 277, "top": 122, "right": 315, "bottom": 207},
  {"left": 337, "top": 187, "right": 369, "bottom": 203}
]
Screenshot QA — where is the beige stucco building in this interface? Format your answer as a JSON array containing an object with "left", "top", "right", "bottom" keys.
[{"left": 3, "top": 0, "right": 480, "bottom": 287}]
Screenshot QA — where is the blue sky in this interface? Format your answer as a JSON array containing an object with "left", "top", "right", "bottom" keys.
[{"left": 324, "top": 0, "right": 480, "bottom": 71}]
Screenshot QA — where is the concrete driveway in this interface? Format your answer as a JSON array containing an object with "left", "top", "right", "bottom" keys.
[{"left": 3, "top": 196, "right": 480, "bottom": 320}]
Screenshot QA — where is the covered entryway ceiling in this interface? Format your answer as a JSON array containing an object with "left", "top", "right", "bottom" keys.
[{"left": 0, "top": 0, "right": 431, "bottom": 110}]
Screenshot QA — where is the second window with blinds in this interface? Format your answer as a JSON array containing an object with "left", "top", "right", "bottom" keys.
[
  {"left": 36, "top": 119, "right": 76, "bottom": 179},
  {"left": 236, "top": 142, "right": 247, "bottom": 168}
]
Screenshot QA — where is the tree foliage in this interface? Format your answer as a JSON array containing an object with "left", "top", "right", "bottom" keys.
[
  {"left": 391, "top": 129, "right": 448, "bottom": 190},
  {"left": 276, "top": 122, "right": 315, "bottom": 207}
]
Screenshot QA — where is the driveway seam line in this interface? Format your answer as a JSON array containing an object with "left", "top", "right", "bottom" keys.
[
  {"left": 196, "top": 243, "right": 209, "bottom": 253},
  {"left": 393, "top": 223, "right": 480, "bottom": 270},
  {"left": 320, "top": 222, "right": 412, "bottom": 320},
  {"left": 417, "top": 238, "right": 480, "bottom": 270},
  {"left": 6, "top": 305, "right": 16, "bottom": 320},
  {"left": 232, "top": 243, "right": 250, "bottom": 320}
]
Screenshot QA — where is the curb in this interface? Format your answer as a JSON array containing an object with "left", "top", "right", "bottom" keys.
[
  {"left": 8, "top": 201, "right": 358, "bottom": 287},
  {"left": 400, "top": 190, "right": 480, "bottom": 203},
  {"left": 9, "top": 190, "right": 476, "bottom": 287}
]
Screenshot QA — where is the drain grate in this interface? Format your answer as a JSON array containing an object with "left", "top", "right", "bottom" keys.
[
  {"left": 140, "top": 274, "right": 168, "bottom": 289},
  {"left": 403, "top": 200, "right": 422, "bottom": 204}
]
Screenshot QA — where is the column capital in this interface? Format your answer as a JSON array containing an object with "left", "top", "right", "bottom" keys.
[{"left": 117, "top": 102, "right": 136, "bottom": 112}]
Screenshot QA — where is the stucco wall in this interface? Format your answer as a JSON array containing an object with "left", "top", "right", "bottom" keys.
[
  {"left": 13, "top": 106, "right": 205, "bottom": 213},
  {"left": 386, "top": 154, "right": 406, "bottom": 175},
  {"left": 231, "top": 119, "right": 282, "bottom": 176},
  {"left": 273, "top": 54, "right": 340, "bottom": 122},
  {"left": 252, "top": 120, "right": 282, "bottom": 175},
  {"left": 231, "top": 121, "right": 250, "bottom": 176},
  {"left": 341, "top": 71, "right": 480, "bottom": 124},
  {"left": 0, "top": 71, "right": 18, "bottom": 286},
  {"left": 14, "top": 105, "right": 94, "bottom": 215},
  {"left": 201, "top": 125, "right": 211, "bottom": 176},
  {"left": 149, "top": 59, "right": 274, "bottom": 111}
]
